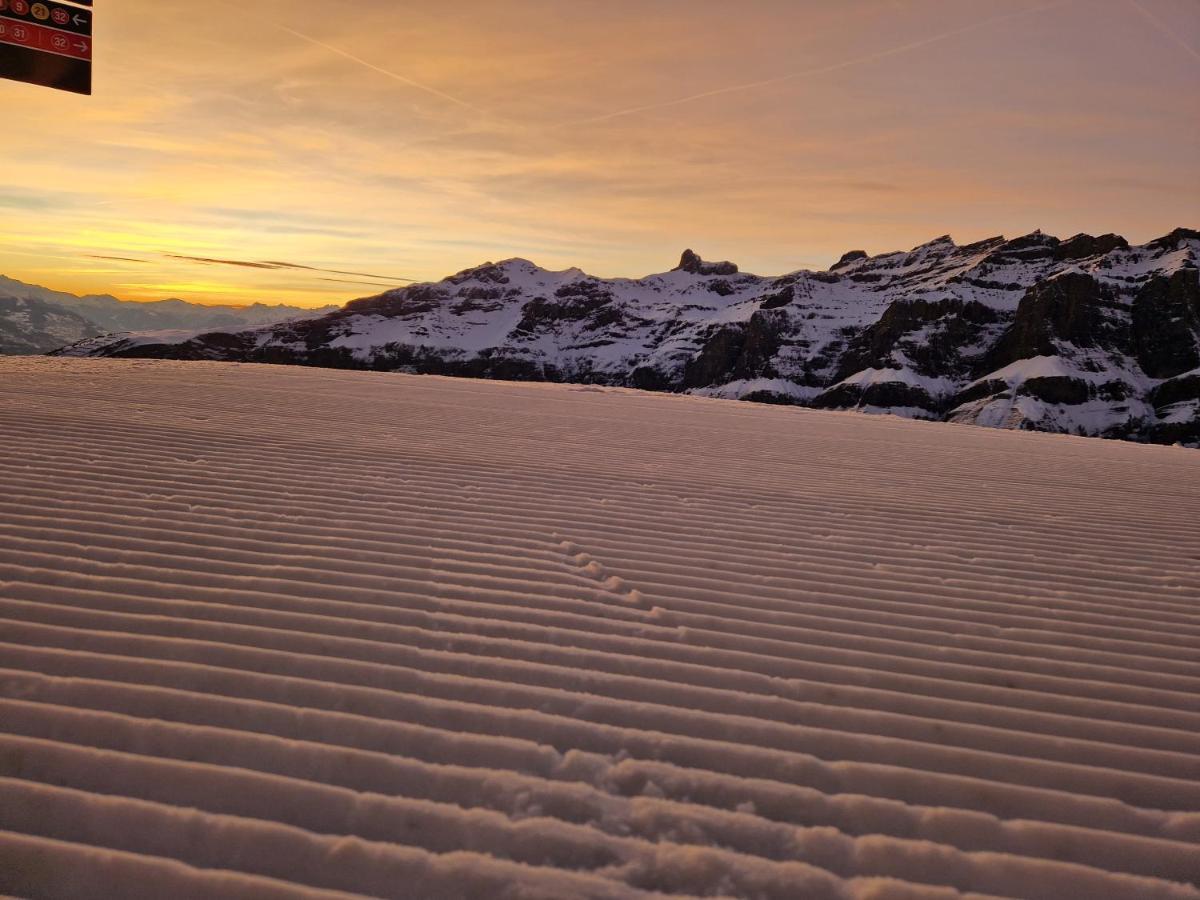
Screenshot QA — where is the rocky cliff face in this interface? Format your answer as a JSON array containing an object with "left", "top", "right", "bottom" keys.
[{"left": 57, "top": 228, "right": 1200, "bottom": 446}]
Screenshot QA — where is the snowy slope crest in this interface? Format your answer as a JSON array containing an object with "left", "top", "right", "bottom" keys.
[{"left": 58, "top": 228, "right": 1200, "bottom": 445}]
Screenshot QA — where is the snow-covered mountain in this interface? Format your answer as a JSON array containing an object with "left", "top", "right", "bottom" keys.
[
  {"left": 57, "top": 228, "right": 1200, "bottom": 445},
  {"left": 0, "top": 295, "right": 104, "bottom": 355},
  {"left": 0, "top": 275, "right": 339, "bottom": 354}
]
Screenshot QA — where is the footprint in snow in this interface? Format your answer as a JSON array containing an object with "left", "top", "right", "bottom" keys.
[{"left": 556, "top": 538, "right": 650, "bottom": 610}]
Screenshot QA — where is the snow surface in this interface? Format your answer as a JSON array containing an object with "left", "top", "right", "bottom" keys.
[
  {"left": 834, "top": 367, "right": 959, "bottom": 397},
  {"left": 1, "top": 357, "right": 1199, "bottom": 899}
]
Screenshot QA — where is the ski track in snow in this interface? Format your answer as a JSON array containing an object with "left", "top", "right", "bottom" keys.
[{"left": 0, "top": 356, "right": 1198, "bottom": 899}]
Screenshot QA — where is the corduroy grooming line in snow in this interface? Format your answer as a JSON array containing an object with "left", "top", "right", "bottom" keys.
[{"left": 0, "top": 356, "right": 1198, "bottom": 899}]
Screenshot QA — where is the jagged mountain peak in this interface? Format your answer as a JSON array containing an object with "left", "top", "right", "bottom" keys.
[
  {"left": 959, "top": 235, "right": 1007, "bottom": 253},
  {"left": 1054, "top": 233, "right": 1130, "bottom": 260},
  {"left": 830, "top": 250, "right": 869, "bottom": 271},
  {"left": 447, "top": 257, "right": 542, "bottom": 284},
  {"left": 673, "top": 249, "right": 739, "bottom": 277},
  {"left": 492, "top": 257, "right": 542, "bottom": 271},
  {"left": 1147, "top": 227, "right": 1200, "bottom": 252},
  {"left": 915, "top": 234, "right": 956, "bottom": 250},
  {"left": 830, "top": 235, "right": 965, "bottom": 275}
]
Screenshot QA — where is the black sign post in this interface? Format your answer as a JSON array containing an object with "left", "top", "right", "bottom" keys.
[{"left": 0, "top": 0, "right": 92, "bottom": 95}]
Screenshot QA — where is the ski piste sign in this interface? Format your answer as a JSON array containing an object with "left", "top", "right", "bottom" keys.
[{"left": 0, "top": 0, "right": 92, "bottom": 95}]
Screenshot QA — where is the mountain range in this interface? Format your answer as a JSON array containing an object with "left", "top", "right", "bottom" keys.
[
  {"left": 0, "top": 274, "right": 337, "bottom": 354},
  {"left": 53, "top": 228, "right": 1200, "bottom": 446}
]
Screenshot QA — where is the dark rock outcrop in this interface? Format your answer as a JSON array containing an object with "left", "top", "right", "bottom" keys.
[
  {"left": 813, "top": 381, "right": 939, "bottom": 413},
  {"left": 514, "top": 282, "right": 625, "bottom": 335},
  {"left": 681, "top": 311, "right": 785, "bottom": 389},
  {"left": 838, "top": 297, "right": 998, "bottom": 380},
  {"left": 674, "top": 249, "right": 739, "bottom": 277},
  {"left": 986, "top": 273, "right": 1126, "bottom": 369},
  {"left": 831, "top": 250, "right": 868, "bottom": 271},
  {"left": 1018, "top": 376, "right": 1091, "bottom": 406},
  {"left": 1149, "top": 372, "right": 1200, "bottom": 409},
  {"left": 1054, "top": 233, "right": 1130, "bottom": 260},
  {"left": 1131, "top": 269, "right": 1200, "bottom": 378},
  {"left": 758, "top": 285, "right": 795, "bottom": 310},
  {"left": 993, "top": 231, "right": 1061, "bottom": 259},
  {"left": 344, "top": 284, "right": 446, "bottom": 317},
  {"left": 1146, "top": 228, "right": 1200, "bottom": 253}
]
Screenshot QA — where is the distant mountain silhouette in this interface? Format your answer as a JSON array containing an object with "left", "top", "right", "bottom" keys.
[{"left": 0, "top": 274, "right": 338, "bottom": 354}]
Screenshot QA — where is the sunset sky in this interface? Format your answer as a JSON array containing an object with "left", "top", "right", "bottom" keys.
[{"left": 1, "top": 0, "right": 1197, "bottom": 308}]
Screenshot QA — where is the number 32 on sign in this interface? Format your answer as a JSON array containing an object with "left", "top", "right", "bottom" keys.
[{"left": 0, "top": 0, "right": 92, "bottom": 94}]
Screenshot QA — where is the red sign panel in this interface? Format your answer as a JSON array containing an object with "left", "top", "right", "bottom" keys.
[
  {"left": 0, "top": 0, "right": 91, "bottom": 93},
  {"left": 0, "top": 18, "right": 90, "bottom": 59}
]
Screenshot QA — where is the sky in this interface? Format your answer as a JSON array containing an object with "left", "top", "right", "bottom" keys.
[{"left": 1, "top": 0, "right": 1197, "bottom": 308}]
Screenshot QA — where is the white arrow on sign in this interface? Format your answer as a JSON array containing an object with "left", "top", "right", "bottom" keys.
[
  {"left": 73, "top": 13, "right": 86, "bottom": 26},
  {"left": 73, "top": 39, "right": 87, "bottom": 51}
]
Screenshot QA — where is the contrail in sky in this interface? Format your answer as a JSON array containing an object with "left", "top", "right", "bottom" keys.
[
  {"left": 1127, "top": 0, "right": 1200, "bottom": 63},
  {"left": 219, "top": 0, "right": 485, "bottom": 113},
  {"left": 575, "top": 0, "right": 1072, "bottom": 125},
  {"left": 271, "top": 23, "right": 486, "bottom": 114}
]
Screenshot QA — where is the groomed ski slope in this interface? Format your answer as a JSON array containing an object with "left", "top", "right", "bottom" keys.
[{"left": 0, "top": 356, "right": 1198, "bottom": 900}]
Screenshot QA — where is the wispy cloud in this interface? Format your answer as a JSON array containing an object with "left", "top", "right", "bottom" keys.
[
  {"left": 165, "top": 253, "right": 413, "bottom": 282},
  {"left": 166, "top": 254, "right": 281, "bottom": 270},
  {"left": 87, "top": 255, "right": 151, "bottom": 264},
  {"left": 259, "top": 260, "right": 414, "bottom": 282},
  {"left": 574, "top": 1, "right": 1072, "bottom": 124},
  {"left": 317, "top": 276, "right": 408, "bottom": 289},
  {"left": 0, "top": 186, "right": 78, "bottom": 211}
]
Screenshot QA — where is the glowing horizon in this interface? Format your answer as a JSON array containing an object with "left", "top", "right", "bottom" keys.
[{"left": 2, "top": 0, "right": 1197, "bottom": 308}]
